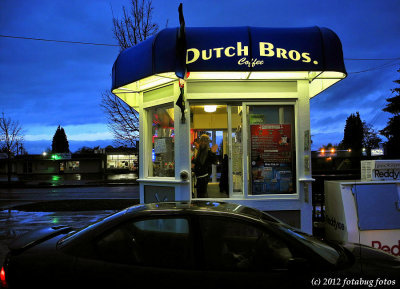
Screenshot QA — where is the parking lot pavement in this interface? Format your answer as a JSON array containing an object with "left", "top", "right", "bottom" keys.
[
  {"left": 0, "top": 209, "right": 115, "bottom": 264},
  {"left": 0, "top": 185, "right": 140, "bottom": 264},
  {"left": 0, "top": 185, "right": 140, "bottom": 210},
  {"left": 0, "top": 185, "right": 139, "bottom": 201}
]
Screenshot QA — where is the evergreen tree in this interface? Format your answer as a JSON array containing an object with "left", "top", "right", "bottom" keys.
[
  {"left": 339, "top": 112, "right": 364, "bottom": 154},
  {"left": 380, "top": 68, "right": 400, "bottom": 158},
  {"left": 52, "top": 125, "right": 70, "bottom": 153}
]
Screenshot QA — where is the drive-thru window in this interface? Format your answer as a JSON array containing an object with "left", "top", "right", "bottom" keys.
[{"left": 111, "top": 26, "right": 346, "bottom": 233}]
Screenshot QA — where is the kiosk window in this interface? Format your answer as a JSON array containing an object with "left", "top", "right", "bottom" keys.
[
  {"left": 247, "top": 105, "right": 295, "bottom": 195},
  {"left": 148, "top": 105, "right": 175, "bottom": 177}
]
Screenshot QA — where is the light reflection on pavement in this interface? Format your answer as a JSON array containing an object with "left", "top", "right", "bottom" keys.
[{"left": 0, "top": 209, "right": 115, "bottom": 263}]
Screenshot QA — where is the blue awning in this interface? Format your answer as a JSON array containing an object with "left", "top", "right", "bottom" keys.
[{"left": 112, "top": 26, "right": 346, "bottom": 103}]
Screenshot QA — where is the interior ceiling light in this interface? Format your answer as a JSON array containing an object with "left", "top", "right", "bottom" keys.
[{"left": 204, "top": 105, "right": 217, "bottom": 113}]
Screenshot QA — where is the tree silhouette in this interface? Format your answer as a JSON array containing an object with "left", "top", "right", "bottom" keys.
[
  {"left": 52, "top": 126, "right": 70, "bottom": 153},
  {"left": 75, "top": 146, "right": 94, "bottom": 154},
  {"left": 380, "top": 68, "right": 400, "bottom": 158},
  {"left": 362, "top": 121, "right": 381, "bottom": 155},
  {"left": 0, "top": 112, "right": 24, "bottom": 182},
  {"left": 111, "top": 0, "right": 159, "bottom": 51},
  {"left": 102, "top": 0, "right": 160, "bottom": 147},
  {"left": 339, "top": 112, "right": 364, "bottom": 154}
]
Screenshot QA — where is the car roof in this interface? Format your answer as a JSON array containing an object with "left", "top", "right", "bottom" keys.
[
  {"left": 57, "top": 201, "right": 282, "bottom": 249},
  {"left": 125, "top": 201, "right": 281, "bottom": 223}
]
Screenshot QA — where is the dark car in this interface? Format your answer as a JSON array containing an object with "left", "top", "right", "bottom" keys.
[{"left": 1, "top": 201, "right": 399, "bottom": 288}]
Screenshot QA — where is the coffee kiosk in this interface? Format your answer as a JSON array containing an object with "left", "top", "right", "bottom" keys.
[{"left": 111, "top": 26, "right": 346, "bottom": 233}]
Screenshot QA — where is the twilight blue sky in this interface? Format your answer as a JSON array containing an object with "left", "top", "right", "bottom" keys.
[{"left": 1, "top": 0, "right": 399, "bottom": 153}]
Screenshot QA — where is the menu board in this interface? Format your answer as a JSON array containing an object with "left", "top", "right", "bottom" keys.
[{"left": 250, "top": 124, "right": 293, "bottom": 194}]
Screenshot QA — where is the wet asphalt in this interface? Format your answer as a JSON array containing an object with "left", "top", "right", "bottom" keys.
[
  {"left": 0, "top": 185, "right": 140, "bottom": 264},
  {"left": 0, "top": 209, "right": 115, "bottom": 263}
]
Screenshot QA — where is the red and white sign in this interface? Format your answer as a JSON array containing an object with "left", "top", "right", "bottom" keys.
[{"left": 360, "top": 230, "right": 400, "bottom": 256}]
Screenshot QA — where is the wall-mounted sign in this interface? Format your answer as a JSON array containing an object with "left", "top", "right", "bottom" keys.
[
  {"left": 361, "top": 160, "right": 400, "bottom": 181},
  {"left": 250, "top": 124, "right": 293, "bottom": 194},
  {"left": 249, "top": 114, "right": 264, "bottom": 125},
  {"left": 51, "top": 153, "right": 71, "bottom": 160},
  {"left": 186, "top": 41, "right": 319, "bottom": 68},
  {"left": 304, "top": 130, "right": 310, "bottom": 151},
  {"left": 371, "top": 148, "right": 384, "bottom": 156}
]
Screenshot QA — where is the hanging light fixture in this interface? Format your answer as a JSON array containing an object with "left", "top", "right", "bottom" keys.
[{"left": 204, "top": 105, "right": 217, "bottom": 113}]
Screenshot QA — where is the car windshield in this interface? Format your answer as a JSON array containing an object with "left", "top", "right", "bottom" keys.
[
  {"left": 277, "top": 225, "right": 341, "bottom": 265},
  {"left": 58, "top": 205, "right": 146, "bottom": 246},
  {"left": 57, "top": 210, "right": 126, "bottom": 246}
]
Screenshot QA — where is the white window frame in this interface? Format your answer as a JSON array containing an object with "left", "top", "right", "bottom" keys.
[{"left": 242, "top": 101, "right": 300, "bottom": 200}]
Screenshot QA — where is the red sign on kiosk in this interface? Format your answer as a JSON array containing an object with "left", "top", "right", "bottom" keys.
[{"left": 250, "top": 124, "right": 293, "bottom": 194}]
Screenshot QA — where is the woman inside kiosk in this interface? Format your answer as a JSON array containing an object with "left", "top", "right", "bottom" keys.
[{"left": 192, "top": 134, "right": 218, "bottom": 198}]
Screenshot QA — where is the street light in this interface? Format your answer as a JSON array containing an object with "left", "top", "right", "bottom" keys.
[{"left": 42, "top": 152, "right": 47, "bottom": 156}]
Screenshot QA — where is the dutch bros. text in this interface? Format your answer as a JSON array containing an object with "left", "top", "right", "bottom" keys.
[{"left": 186, "top": 41, "right": 318, "bottom": 67}]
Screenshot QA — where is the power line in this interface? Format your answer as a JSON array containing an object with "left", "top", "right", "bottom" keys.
[
  {"left": 348, "top": 60, "right": 400, "bottom": 74},
  {"left": 369, "top": 91, "right": 394, "bottom": 125},
  {"left": 345, "top": 57, "right": 400, "bottom": 61},
  {"left": 0, "top": 34, "right": 119, "bottom": 47},
  {"left": 1, "top": 33, "right": 400, "bottom": 74},
  {"left": 1, "top": 34, "right": 400, "bottom": 61}
]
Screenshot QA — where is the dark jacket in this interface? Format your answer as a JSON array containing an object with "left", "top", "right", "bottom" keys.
[{"left": 192, "top": 150, "right": 217, "bottom": 177}]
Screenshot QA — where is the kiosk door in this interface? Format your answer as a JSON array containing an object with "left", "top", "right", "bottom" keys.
[{"left": 190, "top": 104, "right": 243, "bottom": 199}]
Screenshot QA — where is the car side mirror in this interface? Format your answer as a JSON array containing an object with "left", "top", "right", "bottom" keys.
[{"left": 287, "top": 258, "right": 310, "bottom": 271}]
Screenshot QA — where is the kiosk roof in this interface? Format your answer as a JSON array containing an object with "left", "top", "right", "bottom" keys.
[{"left": 112, "top": 26, "right": 346, "bottom": 100}]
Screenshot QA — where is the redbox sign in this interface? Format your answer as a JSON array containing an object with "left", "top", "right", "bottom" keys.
[{"left": 372, "top": 240, "right": 400, "bottom": 256}]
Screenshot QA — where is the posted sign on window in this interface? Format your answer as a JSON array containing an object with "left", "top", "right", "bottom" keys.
[{"left": 250, "top": 124, "right": 293, "bottom": 194}]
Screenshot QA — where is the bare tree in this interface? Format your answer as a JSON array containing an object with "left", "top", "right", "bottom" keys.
[
  {"left": 111, "top": 0, "right": 159, "bottom": 50},
  {"left": 101, "top": 91, "right": 139, "bottom": 147},
  {"left": 102, "top": 0, "right": 159, "bottom": 147},
  {"left": 0, "top": 112, "right": 23, "bottom": 183}
]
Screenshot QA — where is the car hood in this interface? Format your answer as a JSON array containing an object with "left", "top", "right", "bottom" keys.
[{"left": 9, "top": 225, "right": 73, "bottom": 254}]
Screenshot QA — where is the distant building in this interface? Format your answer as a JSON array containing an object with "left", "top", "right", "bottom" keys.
[
  {"left": 103, "top": 147, "right": 138, "bottom": 172},
  {"left": 0, "top": 147, "right": 138, "bottom": 175}
]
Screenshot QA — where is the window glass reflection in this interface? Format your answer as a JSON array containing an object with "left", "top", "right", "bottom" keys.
[{"left": 149, "top": 105, "right": 175, "bottom": 177}]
